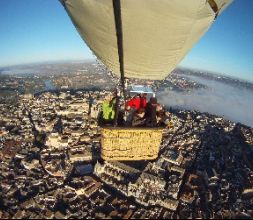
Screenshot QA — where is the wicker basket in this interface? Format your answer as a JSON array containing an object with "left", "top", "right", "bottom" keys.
[{"left": 101, "top": 127, "right": 163, "bottom": 161}]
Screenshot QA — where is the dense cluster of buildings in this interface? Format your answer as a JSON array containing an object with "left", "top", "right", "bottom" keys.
[
  {"left": 0, "top": 87, "right": 253, "bottom": 218},
  {"left": 1, "top": 62, "right": 252, "bottom": 218},
  {"left": 0, "top": 75, "right": 45, "bottom": 96}
]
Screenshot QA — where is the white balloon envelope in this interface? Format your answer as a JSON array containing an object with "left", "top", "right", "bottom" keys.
[{"left": 60, "top": 0, "right": 232, "bottom": 80}]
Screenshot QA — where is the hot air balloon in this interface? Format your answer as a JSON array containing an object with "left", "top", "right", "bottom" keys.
[{"left": 58, "top": 0, "right": 232, "bottom": 161}]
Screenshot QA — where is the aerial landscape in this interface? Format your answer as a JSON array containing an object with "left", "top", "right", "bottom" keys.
[
  {"left": 1, "top": 0, "right": 253, "bottom": 219},
  {"left": 0, "top": 61, "right": 253, "bottom": 219}
]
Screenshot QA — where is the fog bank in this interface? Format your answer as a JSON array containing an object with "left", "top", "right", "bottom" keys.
[{"left": 158, "top": 75, "right": 253, "bottom": 127}]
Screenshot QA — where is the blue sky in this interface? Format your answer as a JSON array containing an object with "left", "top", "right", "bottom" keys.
[{"left": 0, "top": 0, "right": 252, "bottom": 82}]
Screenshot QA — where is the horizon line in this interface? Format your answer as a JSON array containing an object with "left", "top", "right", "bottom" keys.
[
  {"left": 0, "top": 58, "right": 97, "bottom": 69},
  {"left": 1, "top": 59, "right": 253, "bottom": 84}
]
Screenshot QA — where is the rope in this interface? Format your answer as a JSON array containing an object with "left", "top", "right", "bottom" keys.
[{"left": 112, "top": 0, "right": 127, "bottom": 126}]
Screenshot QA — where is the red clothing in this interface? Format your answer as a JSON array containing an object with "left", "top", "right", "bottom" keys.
[
  {"left": 127, "top": 97, "right": 141, "bottom": 110},
  {"left": 140, "top": 97, "right": 147, "bottom": 109},
  {"left": 127, "top": 96, "right": 147, "bottom": 111}
]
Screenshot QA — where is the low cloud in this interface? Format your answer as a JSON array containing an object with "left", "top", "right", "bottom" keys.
[{"left": 158, "top": 75, "right": 253, "bottom": 127}]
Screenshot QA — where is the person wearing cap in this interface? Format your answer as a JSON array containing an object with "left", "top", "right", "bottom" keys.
[
  {"left": 131, "top": 93, "right": 147, "bottom": 126},
  {"left": 125, "top": 95, "right": 140, "bottom": 126},
  {"left": 125, "top": 93, "right": 147, "bottom": 126}
]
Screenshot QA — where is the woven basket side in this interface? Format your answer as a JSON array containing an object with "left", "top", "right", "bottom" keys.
[{"left": 101, "top": 128, "right": 163, "bottom": 161}]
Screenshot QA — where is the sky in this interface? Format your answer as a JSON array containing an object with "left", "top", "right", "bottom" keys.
[{"left": 0, "top": 0, "right": 253, "bottom": 82}]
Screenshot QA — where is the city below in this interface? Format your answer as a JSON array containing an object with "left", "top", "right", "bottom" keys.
[{"left": 0, "top": 61, "right": 253, "bottom": 219}]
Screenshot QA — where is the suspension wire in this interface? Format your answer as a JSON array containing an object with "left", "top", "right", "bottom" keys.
[{"left": 112, "top": 0, "right": 127, "bottom": 127}]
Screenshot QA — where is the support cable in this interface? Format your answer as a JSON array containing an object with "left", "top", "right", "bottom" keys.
[{"left": 112, "top": 0, "right": 127, "bottom": 126}]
